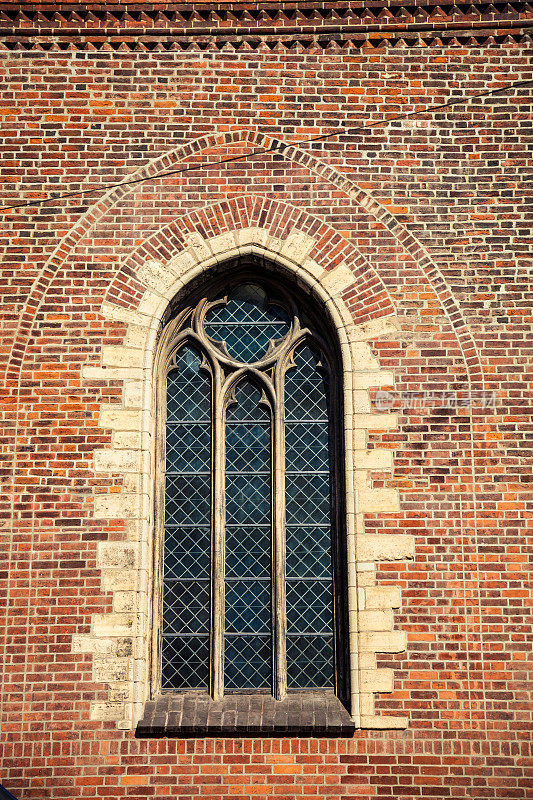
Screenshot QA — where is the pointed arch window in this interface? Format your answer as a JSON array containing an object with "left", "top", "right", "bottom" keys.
[{"left": 153, "top": 279, "right": 350, "bottom": 721}]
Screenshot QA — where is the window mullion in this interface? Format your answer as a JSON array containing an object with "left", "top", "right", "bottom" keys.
[
  {"left": 211, "top": 364, "right": 225, "bottom": 701},
  {"left": 272, "top": 363, "right": 287, "bottom": 701}
]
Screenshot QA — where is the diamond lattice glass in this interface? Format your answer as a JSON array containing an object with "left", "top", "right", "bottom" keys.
[
  {"left": 205, "top": 283, "right": 290, "bottom": 363},
  {"left": 225, "top": 381, "right": 271, "bottom": 689},
  {"left": 284, "top": 345, "right": 334, "bottom": 689},
  {"left": 163, "top": 346, "right": 211, "bottom": 689},
  {"left": 161, "top": 289, "right": 340, "bottom": 697}
]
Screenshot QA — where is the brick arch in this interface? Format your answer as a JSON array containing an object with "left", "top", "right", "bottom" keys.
[
  {"left": 104, "top": 194, "right": 396, "bottom": 328},
  {"left": 4, "top": 126, "right": 483, "bottom": 389}
]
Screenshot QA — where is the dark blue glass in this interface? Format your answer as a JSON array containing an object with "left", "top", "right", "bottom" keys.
[
  {"left": 225, "top": 381, "right": 271, "bottom": 689},
  {"left": 226, "top": 526, "right": 270, "bottom": 579},
  {"left": 286, "top": 636, "right": 334, "bottom": 689},
  {"left": 166, "top": 422, "right": 210, "bottom": 473},
  {"left": 286, "top": 526, "right": 331, "bottom": 579},
  {"left": 162, "top": 346, "right": 211, "bottom": 690},
  {"left": 205, "top": 284, "right": 290, "bottom": 363},
  {"left": 285, "top": 345, "right": 334, "bottom": 689},
  {"left": 166, "top": 349, "right": 210, "bottom": 421},
  {"left": 285, "top": 346, "right": 329, "bottom": 422},
  {"left": 162, "top": 637, "right": 209, "bottom": 689},
  {"left": 224, "top": 637, "right": 271, "bottom": 689}
]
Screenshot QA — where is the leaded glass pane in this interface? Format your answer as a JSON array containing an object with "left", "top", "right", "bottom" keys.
[
  {"left": 166, "top": 422, "right": 210, "bottom": 473},
  {"left": 226, "top": 424, "right": 270, "bottom": 473},
  {"left": 166, "top": 348, "right": 210, "bottom": 421},
  {"left": 226, "top": 526, "right": 270, "bottom": 579},
  {"left": 225, "top": 381, "right": 271, "bottom": 689},
  {"left": 163, "top": 346, "right": 211, "bottom": 690},
  {"left": 163, "top": 581, "right": 210, "bottom": 635},
  {"left": 205, "top": 284, "right": 290, "bottom": 363},
  {"left": 285, "top": 344, "right": 334, "bottom": 690},
  {"left": 225, "top": 581, "right": 271, "bottom": 633},
  {"left": 164, "top": 527, "right": 210, "bottom": 581},
  {"left": 286, "top": 580, "right": 333, "bottom": 633},
  {"left": 285, "top": 474, "right": 331, "bottom": 526},
  {"left": 162, "top": 637, "right": 209, "bottom": 689},
  {"left": 285, "top": 346, "right": 329, "bottom": 422},
  {"left": 286, "top": 636, "right": 334, "bottom": 689},
  {"left": 285, "top": 422, "right": 329, "bottom": 473},
  {"left": 286, "top": 526, "right": 331, "bottom": 579},
  {"left": 225, "top": 474, "right": 270, "bottom": 525},
  {"left": 165, "top": 475, "right": 210, "bottom": 526},
  {"left": 224, "top": 636, "right": 271, "bottom": 690}
]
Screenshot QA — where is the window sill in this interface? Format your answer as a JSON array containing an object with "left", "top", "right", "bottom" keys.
[{"left": 135, "top": 691, "right": 355, "bottom": 738}]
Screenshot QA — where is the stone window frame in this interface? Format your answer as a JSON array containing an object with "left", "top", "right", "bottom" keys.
[
  {"left": 151, "top": 272, "right": 350, "bottom": 708},
  {"left": 79, "top": 227, "right": 412, "bottom": 732}
]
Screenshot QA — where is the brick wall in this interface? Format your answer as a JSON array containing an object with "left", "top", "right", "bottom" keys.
[{"left": 0, "top": 3, "right": 532, "bottom": 798}]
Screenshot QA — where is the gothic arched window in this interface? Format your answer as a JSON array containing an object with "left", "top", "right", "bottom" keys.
[{"left": 154, "top": 277, "right": 349, "bottom": 717}]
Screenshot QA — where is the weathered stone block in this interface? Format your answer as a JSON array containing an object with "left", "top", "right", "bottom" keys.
[
  {"left": 136, "top": 259, "right": 176, "bottom": 292},
  {"left": 93, "top": 493, "right": 140, "bottom": 520},
  {"left": 99, "top": 407, "right": 141, "bottom": 431},
  {"left": 360, "top": 715, "right": 408, "bottom": 729},
  {"left": 357, "top": 535, "right": 415, "bottom": 562},
  {"left": 90, "top": 701, "right": 125, "bottom": 721},
  {"left": 365, "top": 586, "right": 401, "bottom": 609},
  {"left": 280, "top": 231, "right": 315, "bottom": 263},
  {"left": 358, "top": 608, "right": 394, "bottom": 631},
  {"left": 354, "top": 449, "right": 394, "bottom": 471},
  {"left": 92, "top": 656, "right": 132, "bottom": 683},
  {"left": 320, "top": 263, "right": 354, "bottom": 296},
  {"left": 358, "top": 488, "right": 400, "bottom": 514},
  {"left": 97, "top": 542, "right": 137, "bottom": 568},
  {"left": 94, "top": 449, "right": 141, "bottom": 473},
  {"left": 359, "top": 631, "right": 407, "bottom": 653},
  {"left": 101, "top": 569, "right": 138, "bottom": 592},
  {"left": 360, "top": 668, "right": 394, "bottom": 693},
  {"left": 93, "top": 613, "right": 135, "bottom": 637},
  {"left": 349, "top": 342, "right": 381, "bottom": 370}
]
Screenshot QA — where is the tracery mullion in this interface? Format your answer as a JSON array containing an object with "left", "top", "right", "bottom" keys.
[
  {"left": 211, "top": 357, "right": 225, "bottom": 701},
  {"left": 273, "top": 359, "right": 287, "bottom": 700}
]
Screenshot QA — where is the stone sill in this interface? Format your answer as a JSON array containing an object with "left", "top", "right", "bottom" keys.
[{"left": 136, "top": 691, "right": 355, "bottom": 738}]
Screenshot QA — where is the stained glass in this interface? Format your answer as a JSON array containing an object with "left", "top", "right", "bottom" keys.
[
  {"left": 225, "top": 381, "right": 271, "bottom": 689},
  {"left": 285, "top": 345, "right": 334, "bottom": 689},
  {"left": 205, "top": 283, "right": 290, "bottom": 363},
  {"left": 162, "top": 347, "right": 211, "bottom": 690}
]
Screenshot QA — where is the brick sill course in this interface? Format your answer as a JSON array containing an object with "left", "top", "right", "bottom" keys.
[{"left": 136, "top": 691, "right": 355, "bottom": 738}]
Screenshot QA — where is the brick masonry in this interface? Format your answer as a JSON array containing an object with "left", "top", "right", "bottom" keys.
[{"left": 0, "top": 2, "right": 532, "bottom": 798}]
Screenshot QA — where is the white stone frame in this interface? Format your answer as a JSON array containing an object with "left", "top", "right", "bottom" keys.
[{"left": 76, "top": 228, "right": 414, "bottom": 730}]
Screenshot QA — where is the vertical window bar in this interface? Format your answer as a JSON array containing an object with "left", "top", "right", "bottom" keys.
[
  {"left": 273, "top": 361, "right": 287, "bottom": 700},
  {"left": 211, "top": 364, "right": 225, "bottom": 700}
]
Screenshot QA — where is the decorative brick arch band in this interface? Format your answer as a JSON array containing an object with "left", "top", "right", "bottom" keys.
[
  {"left": 105, "top": 194, "right": 395, "bottom": 327},
  {"left": 4, "top": 127, "right": 483, "bottom": 389},
  {"left": 77, "top": 222, "right": 413, "bottom": 731}
]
